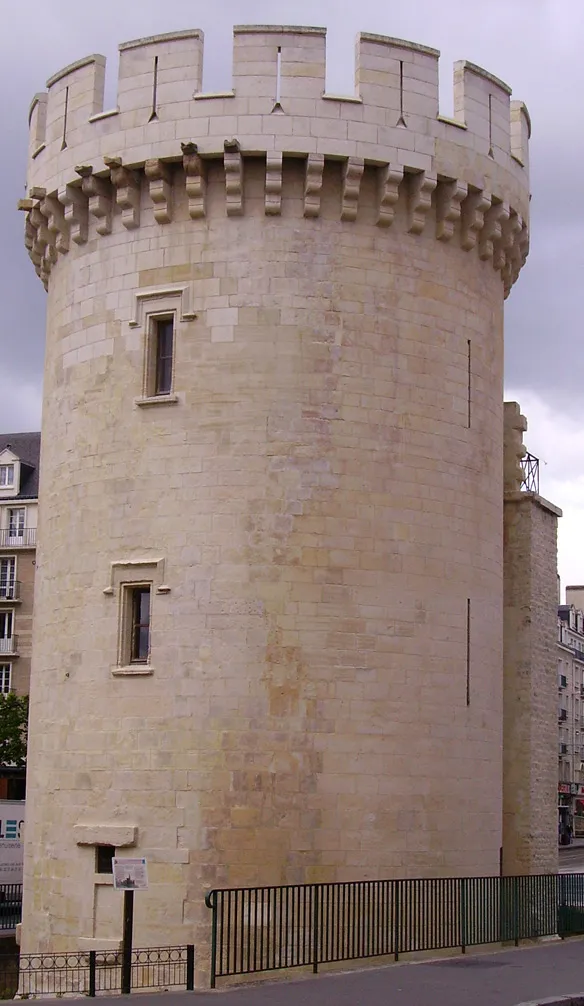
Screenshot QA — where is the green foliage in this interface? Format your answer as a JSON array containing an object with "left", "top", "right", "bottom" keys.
[{"left": 0, "top": 694, "right": 28, "bottom": 768}]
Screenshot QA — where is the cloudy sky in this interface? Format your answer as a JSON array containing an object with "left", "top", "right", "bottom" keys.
[{"left": 1, "top": 0, "right": 582, "bottom": 590}]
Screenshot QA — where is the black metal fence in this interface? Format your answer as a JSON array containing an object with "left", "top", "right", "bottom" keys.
[
  {"left": 0, "top": 884, "right": 21, "bottom": 931},
  {"left": 0, "top": 945, "right": 194, "bottom": 997},
  {"left": 206, "top": 873, "right": 584, "bottom": 987}
]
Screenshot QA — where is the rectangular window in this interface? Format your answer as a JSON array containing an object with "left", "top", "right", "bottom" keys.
[
  {"left": 153, "top": 318, "right": 174, "bottom": 396},
  {"left": 0, "top": 558, "right": 16, "bottom": 600},
  {"left": 95, "top": 845, "right": 115, "bottom": 874},
  {"left": 7, "top": 509, "right": 25, "bottom": 539},
  {"left": 0, "top": 612, "right": 13, "bottom": 639},
  {"left": 129, "top": 585, "right": 151, "bottom": 663},
  {"left": 0, "top": 466, "right": 14, "bottom": 488},
  {"left": 0, "top": 665, "right": 11, "bottom": 694}
]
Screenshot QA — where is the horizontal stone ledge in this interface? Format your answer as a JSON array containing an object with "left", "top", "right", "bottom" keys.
[{"left": 74, "top": 824, "right": 138, "bottom": 846}]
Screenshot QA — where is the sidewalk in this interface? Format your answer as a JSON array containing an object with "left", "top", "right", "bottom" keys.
[{"left": 25, "top": 937, "right": 584, "bottom": 1005}]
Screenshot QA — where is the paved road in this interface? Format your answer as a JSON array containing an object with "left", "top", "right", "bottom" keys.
[
  {"left": 559, "top": 843, "right": 584, "bottom": 873},
  {"left": 26, "top": 938, "right": 584, "bottom": 1004}
]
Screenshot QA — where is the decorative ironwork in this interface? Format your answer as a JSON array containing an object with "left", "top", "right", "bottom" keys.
[
  {"left": 206, "top": 874, "right": 584, "bottom": 987},
  {"left": 0, "top": 944, "right": 194, "bottom": 998},
  {"left": 520, "top": 451, "right": 540, "bottom": 494}
]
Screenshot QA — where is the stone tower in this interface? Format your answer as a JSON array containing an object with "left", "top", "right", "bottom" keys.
[{"left": 20, "top": 26, "right": 530, "bottom": 967}]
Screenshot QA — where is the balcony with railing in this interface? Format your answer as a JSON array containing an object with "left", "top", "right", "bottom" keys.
[
  {"left": 0, "top": 582, "right": 20, "bottom": 602},
  {"left": 0, "top": 636, "right": 18, "bottom": 656},
  {"left": 0, "top": 528, "right": 36, "bottom": 548}
]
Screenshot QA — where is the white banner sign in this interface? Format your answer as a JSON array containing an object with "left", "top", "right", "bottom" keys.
[
  {"left": 0, "top": 801, "right": 25, "bottom": 885},
  {"left": 112, "top": 857, "right": 149, "bottom": 891}
]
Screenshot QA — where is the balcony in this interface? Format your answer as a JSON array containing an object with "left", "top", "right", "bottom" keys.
[
  {"left": 574, "top": 649, "right": 584, "bottom": 663},
  {"left": 0, "top": 636, "right": 18, "bottom": 656},
  {"left": 0, "top": 582, "right": 20, "bottom": 602},
  {"left": 0, "top": 528, "right": 36, "bottom": 548}
]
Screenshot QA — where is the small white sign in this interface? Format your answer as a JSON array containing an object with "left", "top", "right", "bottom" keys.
[{"left": 112, "top": 858, "right": 149, "bottom": 891}]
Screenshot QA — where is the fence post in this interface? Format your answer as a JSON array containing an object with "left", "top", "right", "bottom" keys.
[
  {"left": 312, "top": 886, "right": 319, "bottom": 974},
  {"left": 461, "top": 878, "right": 467, "bottom": 954},
  {"left": 88, "top": 950, "right": 96, "bottom": 997},
  {"left": 394, "top": 881, "right": 400, "bottom": 962},
  {"left": 209, "top": 891, "right": 218, "bottom": 989},
  {"left": 514, "top": 875, "right": 520, "bottom": 947},
  {"left": 186, "top": 944, "right": 195, "bottom": 991}
]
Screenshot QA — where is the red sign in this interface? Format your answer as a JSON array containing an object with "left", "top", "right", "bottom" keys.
[{"left": 559, "top": 783, "right": 571, "bottom": 794}]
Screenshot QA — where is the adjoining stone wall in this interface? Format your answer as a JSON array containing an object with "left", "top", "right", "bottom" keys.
[{"left": 503, "top": 488, "right": 561, "bottom": 875}]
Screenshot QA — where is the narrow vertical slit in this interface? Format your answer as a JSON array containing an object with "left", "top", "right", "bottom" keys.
[
  {"left": 467, "top": 339, "right": 471, "bottom": 429},
  {"left": 149, "top": 56, "right": 159, "bottom": 122},
  {"left": 466, "top": 598, "right": 471, "bottom": 707},
  {"left": 61, "top": 86, "right": 69, "bottom": 150},
  {"left": 397, "top": 61, "right": 406, "bottom": 127},
  {"left": 272, "top": 46, "right": 283, "bottom": 111},
  {"left": 488, "top": 93, "right": 494, "bottom": 158},
  {"left": 276, "top": 47, "right": 282, "bottom": 104}
]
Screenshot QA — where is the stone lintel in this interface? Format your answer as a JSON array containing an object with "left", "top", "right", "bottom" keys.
[{"left": 74, "top": 824, "right": 137, "bottom": 846}]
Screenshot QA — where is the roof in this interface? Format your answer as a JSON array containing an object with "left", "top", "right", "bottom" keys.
[{"left": 0, "top": 432, "right": 41, "bottom": 500}]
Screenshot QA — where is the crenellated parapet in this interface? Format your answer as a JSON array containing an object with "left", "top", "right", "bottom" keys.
[{"left": 21, "top": 25, "right": 531, "bottom": 294}]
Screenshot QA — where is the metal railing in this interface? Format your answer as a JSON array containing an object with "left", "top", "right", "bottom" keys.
[
  {"left": 0, "top": 636, "right": 17, "bottom": 655},
  {"left": 0, "top": 945, "right": 194, "bottom": 998},
  {"left": 206, "top": 873, "right": 584, "bottom": 987},
  {"left": 520, "top": 452, "right": 540, "bottom": 494},
  {"left": 0, "top": 581, "right": 20, "bottom": 601},
  {"left": 0, "top": 884, "right": 21, "bottom": 931},
  {"left": 0, "top": 529, "right": 36, "bottom": 548}
]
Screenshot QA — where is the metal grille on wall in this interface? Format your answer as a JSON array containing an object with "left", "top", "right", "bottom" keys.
[{"left": 521, "top": 452, "right": 540, "bottom": 494}]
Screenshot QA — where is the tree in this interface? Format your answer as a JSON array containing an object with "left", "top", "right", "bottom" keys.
[{"left": 0, "top": 694, "right": 28, "bottom": 768}]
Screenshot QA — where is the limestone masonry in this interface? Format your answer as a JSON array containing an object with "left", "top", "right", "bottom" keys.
[{"left": 19, "top": 24, "right": 543, "bottom": 981}]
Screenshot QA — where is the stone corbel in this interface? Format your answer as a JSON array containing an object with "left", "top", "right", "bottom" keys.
[
  {"left": 377, "top": 165, "right": 403, "bottom": 227},
  {"left": 224, "top": 139, "right": 243, "bottom": 217},
  {"left": 181, "top": 142, "right": 206, "bottom": 219},
  {"left": 460, "top": 188, "right": 491, "bottom": 251},
  {"left": 265, "top": 153, "right": 283, "bottom": 216},
  {"left": 30, "top": 204, "right": 50, "bottom": 264},
  {"left": 436, "top": 178, "right": 468, "bottom": 242},
  {"left": 498, "top": 209, "right": 522, "bottom": 278},
  {"left": 479, "top": 200, "right": 509, "bottom": 263},
  {"left": 304, "top": 153, "right": 325, "bottom": 219},
  {"left": 105, "top": 156, "right": 141, "bottom": 230},
  {"left": 145, "top": 159, "right": 172, "bottom": 224},
  {"left": 42, "top": 195, "right": 69, "bottom": 254},
  {"left": 407, "top": 171, "right": 437, "bottom": 235},
  {"left": 58, "top": 184, "right": 88, "bottom": 246},
  {"left": 76, "top": 166, "right": 113, "bottom": 236},
  {"left": 341, "top": 157, "right": 364, "bottom": 222}
]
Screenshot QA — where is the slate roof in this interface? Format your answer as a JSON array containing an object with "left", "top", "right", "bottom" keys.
[{"left": 0, "top": 432, "right": 41, "bottom": 500}]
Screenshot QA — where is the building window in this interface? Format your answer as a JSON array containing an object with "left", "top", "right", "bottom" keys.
[
  {"left": 0, "top": 665, "right": 11, "bottom": 694},
  {"left": 7, "top": 509, "right": 25, "bottom": 540},
  {"left": 126, "top": 585, "right": 151, "bottom": 664},
  {"left": 0, "top": 465, "right": 14, "bottom": 488},
  {"left": 149, "top": 317, "right": 174, "bottom": 397},
  {"left": 0, "top": 612, "right": 13, "bottom": 654},
  {"left": 95, "top": 845, "right": 115, "bottom": 874},
  {"left": 0, "top": 558, "right": 16, "bottom": 600}
]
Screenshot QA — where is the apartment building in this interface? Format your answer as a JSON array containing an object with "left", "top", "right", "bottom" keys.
[
  {"left": 557, "top": 587, "right": 584, "bottom": 837},
  {"left": 0, "top": 432, "right": 40, "bottom": 697}
]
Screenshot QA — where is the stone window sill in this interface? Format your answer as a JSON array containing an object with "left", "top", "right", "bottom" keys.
[
  {"left": 134, "top": 393, "right": 179, "bottom": 408},
  {"left": 111, "top": 665, "right": 154, "bottom": 677}
]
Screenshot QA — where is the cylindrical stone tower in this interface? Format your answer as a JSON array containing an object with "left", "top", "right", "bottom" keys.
[{"left": 20, "top": 25, "right": 530, "bottom": 970}]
